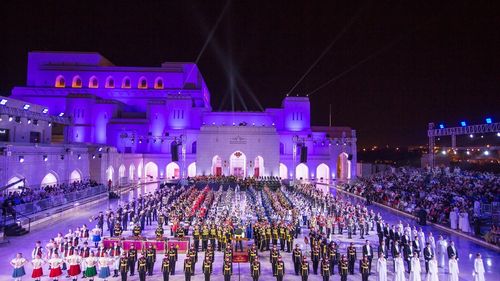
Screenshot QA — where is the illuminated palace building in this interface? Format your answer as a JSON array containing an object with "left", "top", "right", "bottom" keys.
[{"left": 1, "top": 52, "right": 357, "bottom": 188}]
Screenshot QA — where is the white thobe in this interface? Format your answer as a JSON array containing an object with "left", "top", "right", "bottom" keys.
[
  {"left": 437, "top": 240, "right": 447, "bottom": 268},
  {"left": 450, "top": 211, "right": 458, "bottom": 230},
  {"left": 394, "top": 258, "right": 406, "bottom": 281},
  {"left": 426, "top": 260, "right": 439, "bottom": 281},
  {"left": 428, "top": 236, "right": 436, "bottom": 255},
  {"left": 448, "top": 259, "right": 459, "bottom": 281},
  {"left": 473, "top": 259, "right": 485, "bottom": 281},
  {"left": 377, "top": 258, "right": 388, "bottom": 281},
  {"left": 418, "top": 232, "right": 426, "bottom": 250},
  {"left": 410, "top": 257, "right": 422, "bottom": 281}
]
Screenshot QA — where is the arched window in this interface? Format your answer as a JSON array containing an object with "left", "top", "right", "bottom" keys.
[
  {"left": 105, "top": 76, "right": 115, "bottom": 88},
  {"left": 191, "top": 141, "right": 197, "bottom": 153},
  {"left": 154, "top": 77, "right": 164, "bottom": 89},
  {"left": 72, "top": 76, "right": 82, "bottom": 88},
  {"left": 89, "top": 76, "right": 98, "bottom": 88},
  {"left": 55, "top": 75, "right": 65, "bottom": 88},
  {"left": 122, "top": 77, "right": 131, "bottom": 88},
  {"left": 138, "top": 77, "right": 148, "bottom": 89}
]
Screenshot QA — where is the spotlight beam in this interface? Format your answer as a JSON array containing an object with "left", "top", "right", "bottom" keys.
[
  {"left": 308, "top": 16, "right": 436, "bottom": 97},
  {"left": 182, "top": 0, "right": 232, "bottom": 91},
  {"left": 285, "top": 1, "right": 371, "bottom": 97}
]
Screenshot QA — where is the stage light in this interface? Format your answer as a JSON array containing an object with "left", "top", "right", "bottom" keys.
[
  {"left": 460, "top": 121, "right": 466, "bottom": 127},
  {"left": 8, "top": 116, "right": 13, "bottom": 122},
  {"left": 92, "top": 155, "right": 96, "bottom": 159},
  {"left": 98, "top": 147, "right": 103, "bottom": 152},
  {"left": 48, "top": 122, "right": 52, "bottom": 127},
  {"left": 0, "top": 99, "right": 7, "bottom": 105},
  {"left": 77, "top": 154, "right": 81, "bottom": 160},
  {"left": 58, "top": 112, "right": 64, "bottom": 117},
  {"left": 19, "top": 156, "right": 24, "bottom": 163},
  {"left": 466, "top": 151, "right": 471, "bottom": 155},
  {"left": 23, "top": 104, "right": 30, "bottom": 110},
  {"left": 469, "top": 134, "right": 474, "bottom": 138},
  {"left": 43, "top": 155, "right": 48, "bottom": 161},
  {"left": 484, "top": 151, "right": 490, "bottom": 156},
  {"left": 485, "top": 118, "right": 492, "bottom": 124},
  {"left": 438, "top": 124, "right": 445, "bottom": 129},
  {"left": 27, "top": 119, "right": 31, "bottom": 124},
  {"left": 441, "top": 150, "right": 447, "bottom": 155},
  {"left": 42, "top": 108, "right": 49, "bottom": 114},
  {"left": 497, "top": 132, "right": 500, "bottom": 137}
]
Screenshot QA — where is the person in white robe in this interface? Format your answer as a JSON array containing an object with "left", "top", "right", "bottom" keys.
[
  {"left": 473, "top": 253, "right": 485, "bottom": 281},
  {"left": 377, "top": 253, "right": 388, "bottom": 281},
  {"left": 428, "top": 233, "right": 436, "bottom": 255},
  {"left": 410, "top": 253, "right": 422, "bottom": 281},
  {"left": 461, "top": 211, "right": 470, "bottom": 233},
  {"left": 394, "top": 254, "right": 406, "bottom": 281},
  {"left": 449, "top": 208, "right": 458, "bottom": 230},
  {"left": 437, "top": 236, "right": 447, "bottom": 268},
  {"left": 426, "top": 256, "right": 439, "bottom": 281},
  {"left": 448, "top": 255, "right": 459, "bottom": 281},
  {"left": 418, "top": 229, "right": 426, "bottom": 252}
]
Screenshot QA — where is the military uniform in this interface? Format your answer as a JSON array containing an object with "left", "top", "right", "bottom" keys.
[
  {"left": 300, "top": 260, "right": 310, "bottom": 281},
  {"left": 275, "top": 260, "right": 285, "bottom": 281},
  {"left": 137, "top": 256, "right": 147, "bottom": 281},
  {"left": 312, "top": 247, "right": 320, "bottom": 274},
  {"left": 114, "top": 223, "right": 123, "bottom": 237},
  {"left": 161, "top": 257, "right": 170, "bottom": 281},
  {"left": 251, "top": 260, "right": 261, "bottom": 281},
  {"left": 202, "top": 260, "right": 212, "bottom": 281},
  {"left": 155, "top": 226, "right": 164, "bottom": 240},
  {"left": 184, "top": 258, "right": 194, "bottom": 281},
  {"left": 293, "top": 247, "right": 302, "bottom": 275},
  {"left": 360, "top": 259, "right": 370, "bottom": 281},
  {"left": 168, "top": 248, "right": 177, "bottom": 275},
  {"left": 347, "top": 245, "right": 356, "bottom": 274},
  {"left": 146, "top": 247, "right": 156, "bottom": 275},
  {"left": 223, "top": 261, "right": 232, "bottom": 281},
  {"left": 128, "top": 248, "right": 138, "bottom": 276},
  {"left": 119, "top": 256, "right": 128, "bottom": 281},
  {"left": 339, "top": 259, "right": 349, "bottom": 281},
  {"left": 321, "top": 260, "right": 330, "bottom": 281}
]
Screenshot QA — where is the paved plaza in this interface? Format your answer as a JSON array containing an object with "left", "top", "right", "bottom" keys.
[{"left": 1, "top": 183, "right": 498, "bottom": 281}]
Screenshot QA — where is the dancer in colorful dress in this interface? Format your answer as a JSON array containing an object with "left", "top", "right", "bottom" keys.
[
  {"left": 48, "top": 253, "right": 64, "bottom": 281},
  {"left": 31, "top": 254, "right": 45, "bottom": 281},
  {"left": 10, "top": 253, "right": 27, "bottom": 281},
  {"left": 91, "top": 225, "right": 102, "bottom": 248},
  {"left": 67, "top": 251, "right": 83, "bottom": 281},
  {"left": 98, "top": 252, "right": 112, "bottom": 281},
  {"left": 85, "top": 251, "right": 98, "bottom": 281}
]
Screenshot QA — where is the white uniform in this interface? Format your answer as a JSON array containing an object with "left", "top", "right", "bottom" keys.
[
  {"left": 437, "top": 239, "right": 447, "bottom": 268},
  {"left": 449, "top": 209, "right": 458, "bottom": 230},
  {"left": 394, "top": 257, "right": 406, "bottom": 281},
  {"left": 377, "top": 257, "right": 388, "bottom": 281},
  {"left": 426, "top": 259, "right": 439, "bottom": 281},
  {"left": 473, "top": 258, "right": 485, "bottom": 281},
  {"left": 448, "top": 259, "right": 459, "bottom": 281},
  {"left": 428, "top": 235, "right": 436, "bottom": 255},
  {"left": 409, "top": 257, "right": 422, "bottom": 281}
]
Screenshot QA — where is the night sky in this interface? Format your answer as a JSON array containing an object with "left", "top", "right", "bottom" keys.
[{"left": 1, "top": 1, "right": 498, "bottom": 147}]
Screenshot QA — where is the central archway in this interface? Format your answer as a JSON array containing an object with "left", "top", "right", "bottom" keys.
[
  {"left": 230, "top": 151, "right": 246, "bottom": 178},
  {"left": 144, "top": 162, "right": 158, "bottom": 181},
  {"left": 295, "top": 163, "right": 309, "bottom": 180},
  {"left": 212, "top": 155, "right": 222, "bottom": 176},
  {"left": 166, "top": 162, "right": 180, "bottom": 179},
  {"left": 129, "top": 164, "right": 135, "bottom": 181},
  {"left": 41, "top": 172, "right": 58, "bottom": 187},
  {"left": 106, "top": 166, "right": 114, "bottom": 182},
  {"left": 337, "top": 153, "right": 351, "bottom": 180},
  {"left": 316, "top": 163, "right": 330, "bottom": 183},
  {"left": 70, "top": 170, "right": 82, "bottom": 183},
  {"left": 279, "top": 163, "right": 288, "bottom": 180},
  {"left": 254, "top": 156, "right": 264, "bottom": 177},
  {"left": 187, "top": 162, "right": 196, "bottom": 177}
]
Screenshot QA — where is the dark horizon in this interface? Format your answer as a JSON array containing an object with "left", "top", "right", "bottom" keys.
[{"left": 1, "top": 1, "right": 498, "bottom": 147}]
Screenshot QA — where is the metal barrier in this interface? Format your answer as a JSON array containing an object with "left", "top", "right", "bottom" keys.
[{"left": 12, "top": 184, "right": 107, "bottom": 216}]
